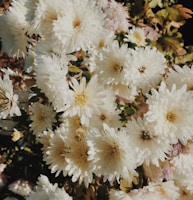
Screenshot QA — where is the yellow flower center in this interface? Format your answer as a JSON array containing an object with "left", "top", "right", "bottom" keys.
[
  {"left": 75, "top": 93, "right": 88, "bottom": 106},
  {"left": 166, "top": 111, "right": 176, "bottom": 123},
  {"left": 134, "top": 32, "right": 143, "bottom": 43}
]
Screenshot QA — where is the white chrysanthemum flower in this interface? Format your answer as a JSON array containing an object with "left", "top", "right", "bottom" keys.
[
  {"left": 109, "top": 189, "right": 132, "bottom": 200},
  {"left": 145, "top": 82, "right": 193, "bottom": 145},
  {"left": 35, "top": 54, "right": 70, "bottom": 112},
  {"left": 126, "top": 118, "right": 171, "bottom": 166},
  {"left": 0, "top": 73, "right": 21, "bottom": 119},
  {"left": 62, "top": 75, "right": 107, "bottom": 126},
  {"left": 30, "top": 0, "right": 69, "bottom": 37},
  {"left": 0, "top": 0, "right": 31, "bottom": 58},
  {"left": 125, "top": 27, "right": 147, "bottom": 46},
  {"left": 65, "top": 138, "right": 94, "bottom": 187},
  {"left": 94, "top": 40, "right": 132, "bottom": 85},
  {"left": 100, "top": 0, "right": 131, "bottom": 32},
  {"left": 165, "top": 64, "right": 193, "bottom": 91},
  {"left": 89, "top": 107, "right": 122, "bottom": 130},
  {"left": 44, "top": 132, "right": 71, "bottom": 177},
  {"left": 8, "top": 179, "right": 33, "bottom": 197},
  {"left": 88, "top": 123, "right": 137, "bottom": 184},
  {"left": 131, "top": 181, "right": 179, "bottom": 200},
  {"left": 53, "top": 0, "right": 106, "bottom": 53},
  {"left": 126, "top": 47, "right": 166, "bottom": 93},
  {"left": 26, "top": 174, "right": 72, "bottom": 200},
  {"left": 29, "top": 102, "right": 56, "bottom": 136},
  {"left": 170, "top": 142, "right": 193, "bottom": 185}
]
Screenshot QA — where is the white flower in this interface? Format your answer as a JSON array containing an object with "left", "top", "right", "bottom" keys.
[
  {"left": 145, "top": 82, "right": 193, "bottom": 145},
  {"left": 130, "top": 181, "right": 179, "bottom": 200},
  {"left": 88, "top": 123, "right": 137, "bottom": 184},
  {"left": 94, "top": 40, "right": 132, "bottom": 86},
  {"left": 165, "top": 64, "right": 193, "bottom": 91},
  {"left": 125, "top": 27, "right": 147, "bottom": 46},
  {"left": 30, "top": 102, "right": 56, "bottom": 136},
  {"left": 0, "top": 0, "right": 32, "bottom": 58},
  {"left": 62, "top": 75, "right": 107, "bottom": 126},
  {"left": 101, "top": 0, "right": 131, "bottom": 32},
  {"left": 30, "top": 0, "right": 69, "bottom": 37},
  {"left": 26, "top": 174, "right": 72, "bottom": 200},
  {"left": 0, "top": 73, "right": 21, "bottom": 119},
  {"left": 89, "top": 107, "right": 122, "bottom": 130},
  {"left": 35, "top": 54, "right": 70, "bottom": 112},
  {"left": 126, "top": 46, "right": 166, "bottom": 93},
  {"left": 44, "top": 131, "right": 70, "bottom": 177},
  {"left": 65, "top": 138, "right": 94, "bottom": 187},
  {"left": 126, "top": 118, "right": 171, "bottom": 166},
  {"left": 53, "top": 0, "right": 106, "bottom": 53}
]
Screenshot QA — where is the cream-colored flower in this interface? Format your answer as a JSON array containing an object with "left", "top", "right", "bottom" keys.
[{"left": 0, "top": 73, "right": 21, "bottom": 119}]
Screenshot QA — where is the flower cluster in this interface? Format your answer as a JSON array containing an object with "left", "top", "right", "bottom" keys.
[{"left": 0, "top": 0, "right": 193, "bottom": 199}]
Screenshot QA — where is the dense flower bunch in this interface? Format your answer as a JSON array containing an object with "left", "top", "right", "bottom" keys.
[{"left": 0, "top": 0, "right": 193, "bottom": 199}]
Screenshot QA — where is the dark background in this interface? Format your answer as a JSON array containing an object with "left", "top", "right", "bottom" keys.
[{"left": 178, "top": 0, "right": 193, "bottom": 46}]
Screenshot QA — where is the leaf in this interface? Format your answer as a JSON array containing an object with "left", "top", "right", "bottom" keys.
[
  {"left": 68, "top": 65, "right": 82, "bottom": 73},
  {"left": 174, "top": 4, "right": 193, "bottom": 19}
]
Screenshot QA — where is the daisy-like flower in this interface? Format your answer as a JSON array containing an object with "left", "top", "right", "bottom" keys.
[
  {"left": 165, "top": 64, "right": 193, "bottom": 91},
  {"left": 125, "top": 27, "right": 147, "bottom": 46},
  {"left": 94, "top": 40, "right": 132, "bottom": 86},
  {"left": 26, "top": 174, "right": 72, "bottom": 200},
  {"left": 130, "top": 181, "right": 179, "bottom": 200},
  {"left": 30, "top": 0, "right": 69, "bottom": 37},
  {"left": 0, "top": 73, "right": 21, "bottom": 119},
  {"left": 88, "top": 123, "right": 137, "bottom": 184},
  {"left": 29, "top": 102, "right": 56, "bottom": 136},
  {"left": 89, "top": 107, "right": 122, "bottom": 130},
  {"left": 144, "top": 82, "right": 193, "bottom": 144},
  {"left": 53, "top": 0, "right": 106, "bottom": 53},
  {"left": 65, "top": 138, "right": 94, "bottom": 187},
  {"left": 125, "top": 46, "right": 166, "bottom": 93},
  {"left": 0, "top": 0, "right": 31, "bottom": 58},
  {"left": 35, "top": 54, "right": 70, "bottom": 112},
  {"left": 44, "top": 131, "right": 71, "bottom": 177},
  {"left": 126, "top": 117, "right": 171, "bottom": 166},
  {"left": 62, "top": 75, "right": 107, "bottom": 126},
  {"left": 99, "top": 0, "right": 131, "bottom": 33}
]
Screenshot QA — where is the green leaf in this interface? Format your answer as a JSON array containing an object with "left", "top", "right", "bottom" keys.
[{"left": 68, "top": 66, "right": 82, "bottom": 73}]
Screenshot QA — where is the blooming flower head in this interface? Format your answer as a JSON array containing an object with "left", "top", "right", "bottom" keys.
[
  {"left": 0, "top": 73, "right": 21, "bottom": 119},
  {"left": 99, "top": 0, "right": 131, "bottom": 33},
  {"left": 63, "top": 75, "right": 107, "bottom": 126},
  {"left": 88, "top": 123, "right": 137, "bottom": 184},
  {"left": 44, "top": 130, "right": 71, "bottom": 177},
  {"left": 94, "top": 40, "right": 132, "bottom": 86},
  {"left": 35, "top": 54, "right": 70, "bottom": 112},
  {"left": 125, "top": 27, "right": 147, "bottom": 46},
  {"left": 0, "top": 0, "right": 31, "bottom": 58},
  {"left": 26, "top": 174, "right": 72, "bottom": 200},
  {"left": 145, "top": 82, "right": 193, "bottom": 144},
  {"left": 125, "top": 46, "right": 166, "bottom": 93},
  {"left": 165, "top": 64, "right": 193, "bottom": 91},
  {"left": 65, "top": 137, "right": 95, "bottom": 187},
  {"left": 126, "top": 117, "right": 171, "bottom": 166},
  {"left": 30, "top": 102, "right": 56, "bottom": 136},
  {"left": 53, "top": 0, "right": 106, "bottom": 53}
]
